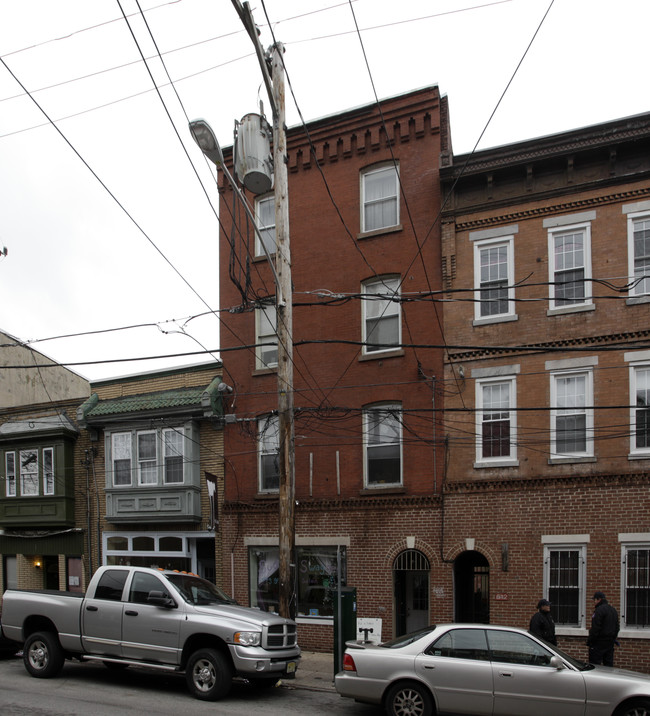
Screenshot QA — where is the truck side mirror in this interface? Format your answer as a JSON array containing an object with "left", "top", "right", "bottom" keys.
[{"left": 147, "top": 590, "right": 176, "bottom": 608}]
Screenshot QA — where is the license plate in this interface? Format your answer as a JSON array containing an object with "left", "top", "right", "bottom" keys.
[{"left": 286, "top": 661, "right": 296, "bottom": 674}]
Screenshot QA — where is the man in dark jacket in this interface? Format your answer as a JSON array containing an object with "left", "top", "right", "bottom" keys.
[
  {"left": 529, "top": 598, "right": 557, "bottom": 645},
  {"left": 588, "top": 591, "right": 620, "bottom": 666}
]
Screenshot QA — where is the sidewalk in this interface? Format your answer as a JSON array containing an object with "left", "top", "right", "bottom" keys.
[{"left": 282, "top": 651, "right": 335, "bottom": 692}]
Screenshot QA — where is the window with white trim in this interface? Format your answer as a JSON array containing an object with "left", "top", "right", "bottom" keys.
[
  {"left": 474, "top": 237, "right": 515, "bottom": 320},
  {"left": 20, "top": 449, "right": 39, "bottom": 496},
  {"left": 622, "top": 543, "right": 650, "bottom": 628},
  {"left": 43, "top": 447, "right": 54, "bottom": 495},
  {"left": 550, "top": 370, "right": 593, "bottom": 457},
  {"left": 548, "top": 224, "right": 592, "bottom": 309},
  {"left": 544, "top": 544, "right": 586, "bottom": 628},
  {"left": 361, "top": 164, "right": 399, "bottom": 233},
  {"left": 255, "top": 303, "right": 278, "bottom": 370},
  {"left": 476, "top": 377, "right": 516, "bottom": 462},
  {"left": 258, "top": 414, "right": 279, "bottom": 493},
  {"left": 5, "top": 451, "right": 16, "bottom": 497},
  {"left": 364, "top": 403, "right": 402, "bottom": 487},
  {"left": 631, "top": 365, "right": 650, "bottom": 455},
  {"left": 628, "top": 213, "right": 650, "bottom": 297},
  {"left": 108, "top": 427, "right": 189, "bottom": 488},
  {"left": 255, "top": 194, "right": 275, "bottom": 257},
  {"left": 362, "top": 276, "right": 401, "bottom": 354}
]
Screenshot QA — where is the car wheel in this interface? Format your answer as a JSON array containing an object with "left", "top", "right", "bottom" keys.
[
  {"left": 615, "top": 699, "right": 650, "bottom": 716},
  {"left": 385, "top": 681, "right": 433, "bottom": 716},
  {"left": 23, "top": 632, "right": 64, "bottom": 678},
  {"left": 185, "top": 648, "right": 233, "bottom": 701}
]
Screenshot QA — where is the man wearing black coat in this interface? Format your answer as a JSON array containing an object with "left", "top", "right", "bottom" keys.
[
  {"left": 529, "top": 598, "right": 557, "bottom": 645},
  {"left": 588, "top": 591, "right": 620, "bottom": 666}
]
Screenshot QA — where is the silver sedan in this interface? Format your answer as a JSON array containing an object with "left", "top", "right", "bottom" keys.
[{"left": 334, "top": 624, "right": 650, "bottom": 716}]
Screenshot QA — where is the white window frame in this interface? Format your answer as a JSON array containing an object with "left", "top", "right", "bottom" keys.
[
  {"left": 630, "top": 363, "right": 650, "bottom": 457},
  {"left": 19, "top": 449, "right": 39, "bottom": 496},
  {"left": 137, "top": 430, "right": 158, "bottom": 486},
  {"left": 255, "top": 303, "right": 278, "bottom": 370},
  {"left": 255, "top": 194, "right": 276, "bottom": 258},
  {"left": 627, "top": 211, "right": 650, "bottom": 297},
  {"left": 475, "top": 377, "right": 517, "bottom": 465},
  {"left": 473, "top": 237, "right": 515, "bottom": 321},
  {"left": 42, "top": 447, "right": 54, "bottom": 495},
  {"left": 363, "top": 403, "right": 402, "bottom": 488},
  {"left": 543, "top": 540, "right": 587, "bottom": 630},
  {"left": 548, "top": 223, "right": 592, "bottom": 310},
  {"left": 361, "top": 164, "right": 399, "bottom": 234},
  {"left": 162, "top": 427, "right": 184, "bottom": 484},
  {"left": 361, "top": 276, "right": 401, "bottom": 355},
  {"left": 108, "top": 426, "right": 190, "bottom": 488},
  {"left": 550, "top": 369, "right": 594, "bottom": 459},
  {"left": 5, "top": 451, "right": 16, "bottom": 497},
  {"left": 619, "top": 535, "right": 650, "bottom": 631},
  {"left": 258, "top": 414, "right": 279, "bottom": 493}
]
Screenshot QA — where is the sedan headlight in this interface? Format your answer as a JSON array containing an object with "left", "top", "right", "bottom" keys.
[{"left": 234, "top": 631, "right": 261, "bottom": 646}]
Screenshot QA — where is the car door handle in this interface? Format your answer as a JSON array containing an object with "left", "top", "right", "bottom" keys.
[
  {"left": 424, "top": 665, "right": 435, "bottom": 670},
  {"left": 86, "top": 605, "right": 98, "bottom": 612},
  {"left": 499, "top": 671, "right": 513, "bottom": 677},
  {"left": 125, "top": 610, "right": 138, "bottom": 616}
]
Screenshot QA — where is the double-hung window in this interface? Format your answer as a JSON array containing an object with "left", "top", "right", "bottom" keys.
[
  {"left": 548, "top": 223, "right": 592, "bottom": 310},
  {"left": 621, "top": 538, "right": 650, "bottom": 629},
  {"left": 627, "top": 212, "right": 650, "bottom": 298},
  {"left": 362, "top": 276, "right": 401, "bottom": 354},
  {"left": 5, "top": 452, "right": 16, "bottom": 497},
  {"left": 364, "top": 403, "right": 402, "bottom": 487},
  {"left": 258, "top": 415, "right": 279, "bottom": 492},
  {"left": 163, "top": 428, "right": 184, "bottom": 484},
  {"left": 630, "top": 364, "right": 650, "bottom": 455},
  {"left": 110, "top": 427, "right": 188, "bottom": 487},
  {"left": 543, "top": 541, "right": 587, "bottom": 628},
  {"left": 137, "top": 431, "right": 157, "bottom": 485},
  {"left": 474, "top": 237, "right": 515, "bottom": 320},
  {"left": 255, "top": 194, "right": 276, "bottom": 257},
  {"left": 550, "top": 369, "right": 593, "bottom": 458},
  {"left": 476, "top": 377, "right": 516, "bottom": 464},
  {"left": 361, "top": 164, "right": 399, "bottom": 233},
  {"left": 43, "top": 447, "right": 54, "bottom": 495},
  {"left": 20, "top": 449, "right": 39, "bottom": 496},
  {"left": 255, "top": 303, "right": 278, "bottom": 370}
]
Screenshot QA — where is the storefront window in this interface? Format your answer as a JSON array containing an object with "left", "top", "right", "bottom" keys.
[{"left": 249, "top": 545, "right": 346, "bottom": 617}]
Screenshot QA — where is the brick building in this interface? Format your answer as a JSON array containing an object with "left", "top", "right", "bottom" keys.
[
  {"left": 217, "top": 87, "right": 449, "bottom": 649},
  {"left": 440, "top": 112, "right": 650, "bottom": 671}
]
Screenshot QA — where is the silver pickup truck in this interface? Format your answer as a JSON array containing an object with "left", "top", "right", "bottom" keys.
[{"left": 1, "top": 565, "right": 300, "bottom": 701}]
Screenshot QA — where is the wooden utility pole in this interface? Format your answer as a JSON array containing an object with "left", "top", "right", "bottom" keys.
[{"left": 272, "top": 43, "right": 295, "bottom": 620}]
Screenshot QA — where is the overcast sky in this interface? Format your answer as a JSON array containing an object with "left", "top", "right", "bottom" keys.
[{"left": 0, "top": 0, "right": 648, "bottom": 383}]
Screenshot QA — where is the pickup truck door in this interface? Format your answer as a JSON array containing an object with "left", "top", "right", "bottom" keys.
[
  {"left": 120, "top": 571, "right": 181, "bottom": 664},
  {"left": 81, "top": 568, "right": 129, "bottom": 657}
]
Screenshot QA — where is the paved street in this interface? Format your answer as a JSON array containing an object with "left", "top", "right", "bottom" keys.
[{"left": 0, "top": 654, "right": 383, "bottom": 716}]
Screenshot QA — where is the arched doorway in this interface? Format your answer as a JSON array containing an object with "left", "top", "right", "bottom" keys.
[
  {"left": 393, "top": 549, "right": 430, "bottom": 636},
  {"left": 454, "top": 550, "right": 489, "bottom": 623}
]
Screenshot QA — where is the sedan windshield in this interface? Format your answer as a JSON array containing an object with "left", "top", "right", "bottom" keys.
[{"left": 165, "top": 573, "right": 238, "bottom": 606}]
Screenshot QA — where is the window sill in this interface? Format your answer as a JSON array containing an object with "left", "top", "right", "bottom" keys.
[
  {"left": 255, "top": 492, "right": 279, "bottom": 500},
  {"left": 619, "top": 629, "right": 650, "bottom": 639},
  {"left": 474, "top": 460, "right": 519, "bottom": 469},
  {"left": 359, "top": 349, "right": 404, "bottom": 362},
  {"left": 547, "top": 303, "right": 595, "bottom": 316},
  {"left": 626, "top": 295, "right": 650, "bottom": 306},
  {"left": 360, "top": 485, "right": 405, "bottom": 496},
  {"left": 252, "top": 252, "right": 276, "bottom": 262},
  {"left": 555, "top": 627, "right": 587, "bottom": 637},
  {"left": 548, "top": 456, "right": 596, "bottom": 465},
  {"left": 629, "top": 453, "right": 650, "bottom": 460},
  {"left": 252, "top": 367, "right": 277, "bottom": 377},
  {"left": 296, "top": 616, "right": 332, "bottom": 626},
  {"left": 357, "top": 224, "right": 403, "bottom": 240},
  {"left": 473, "top": 314, "right": 518, "bottom": 327}
]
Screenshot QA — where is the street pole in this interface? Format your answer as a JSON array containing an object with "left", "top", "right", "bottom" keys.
[{"left": 271, "top": 43, "right": 296, "bottom": 620}]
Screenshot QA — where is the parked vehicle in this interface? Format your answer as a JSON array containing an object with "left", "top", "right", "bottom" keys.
[
  {"left": 335, "top": 623, "right": 650, "bottom": 716},
  {"left": 1, "top": 565, "right": 300, "bottom": 700}
]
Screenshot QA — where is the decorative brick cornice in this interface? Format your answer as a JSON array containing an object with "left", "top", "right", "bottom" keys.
[
  {"left": 455, "top": 186, "right": 650, "bottom": 233},
  {"left": 443, "top": 471, "right": 650, "bottom": 495},
  {"left": 223, "top": 493, "right": 439, "bottom": 515}
]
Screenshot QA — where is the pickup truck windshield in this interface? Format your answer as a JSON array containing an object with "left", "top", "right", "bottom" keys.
[{"left": 165, "top": 573, "right": 238, "bottom": 606}]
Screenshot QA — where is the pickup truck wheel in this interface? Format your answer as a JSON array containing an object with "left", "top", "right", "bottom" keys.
[
  {"left": 186, "top": 648, "right": 233, "bottom": 701},
  {"left": 24, "top": 632, "right": 64, "bottom": 678}
]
